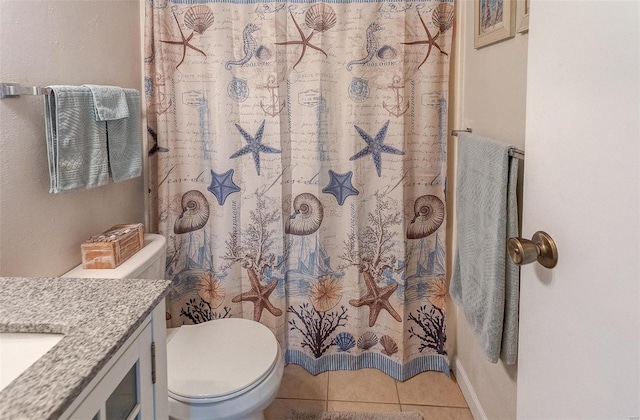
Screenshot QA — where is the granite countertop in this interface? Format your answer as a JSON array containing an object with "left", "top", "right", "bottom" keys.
[{"left": 0, "top": 277, "right": 171, "bottom": 420}]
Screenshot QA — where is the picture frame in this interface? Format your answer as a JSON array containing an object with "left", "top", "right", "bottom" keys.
[
  {"left": 516, "top": 0, "right": 530, "bottom": 33},
  {"left": 474, "top": 0, "right": 516, "bottom": 48}
]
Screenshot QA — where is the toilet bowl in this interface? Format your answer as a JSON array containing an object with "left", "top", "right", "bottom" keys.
[
  {"left": 63, "top": 233, "right": 284, "bottom": 420},
  {"left": 166, "top": 319, "right": 284, "bottom": 420}
]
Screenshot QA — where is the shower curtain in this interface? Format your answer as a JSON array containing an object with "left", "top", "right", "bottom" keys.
[{"left": 145, "top": 0, "right": 453, "bottom": 380}]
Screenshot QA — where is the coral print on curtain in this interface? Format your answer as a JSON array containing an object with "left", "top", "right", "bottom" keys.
[{"left": 145, "top": 0, "right": 453, "bottom": 380}]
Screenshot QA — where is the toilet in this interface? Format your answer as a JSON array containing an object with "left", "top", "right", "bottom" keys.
[{"left": 63, "top": 233, "right": 284, "bottom": 420}]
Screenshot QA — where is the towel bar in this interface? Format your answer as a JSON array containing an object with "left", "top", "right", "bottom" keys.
[
  {"left": 451, "top": 128, "right": 525, "bottom": 160},
  {"left": 451, "top": 128, "right": 473, "bottom": 136},
  {"left": 0, "top": 83, "right": 51, "bottom": 99}
]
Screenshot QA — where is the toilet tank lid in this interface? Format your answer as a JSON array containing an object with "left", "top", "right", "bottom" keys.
[
  {"left": 166, "top": 318, "right": 279, "bottom": 400},
  {"left": 62, "top": 233, "right": 167, "bottom": 279}
]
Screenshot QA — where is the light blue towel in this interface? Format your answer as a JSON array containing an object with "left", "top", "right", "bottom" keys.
[
  {"left": 83, "top": 85, "right": 129, "bottom": 121},
  {"left": 105, "top": 89, "right": 142, "bottom": 182},
  {"left": 44, "top": 86, "right": 109, "bottom": 193},
  {"left": 450, "top": 132, "right": 520, "bottom": 365}
]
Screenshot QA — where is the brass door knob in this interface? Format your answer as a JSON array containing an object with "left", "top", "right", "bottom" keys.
[{"left": 508, "top": 231, "right": 558, "bottom": 269}]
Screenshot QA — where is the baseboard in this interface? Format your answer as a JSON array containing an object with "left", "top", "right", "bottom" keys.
[{"left": 453, "top": 358, "right": 488, "bottom": 420}]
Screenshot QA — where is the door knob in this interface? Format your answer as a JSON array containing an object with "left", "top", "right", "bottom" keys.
[{"left": 508, "top": 231, "right": 558, "bottom": 268}]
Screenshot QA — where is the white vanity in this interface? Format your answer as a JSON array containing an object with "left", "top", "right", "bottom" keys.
[{"left": 0, "top": 277, "right": 171, "bottom": 419}]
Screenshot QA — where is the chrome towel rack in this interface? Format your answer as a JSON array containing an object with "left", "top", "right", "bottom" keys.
[
  {"left": 451, "top": 128, "right": 525, "bottom": 161},
  {"left": 0, "top": 83, "right": 51, "bottom": 99}
]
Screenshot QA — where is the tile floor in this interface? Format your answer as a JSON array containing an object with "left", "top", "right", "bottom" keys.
[{"left": 265, "top": 365, "right": 473, "bottom": 420}]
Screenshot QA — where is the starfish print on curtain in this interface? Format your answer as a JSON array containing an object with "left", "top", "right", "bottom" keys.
[
  {"left": 147, "top": 126, "right": 169, "bottom": 157},
  {"left": 230, "top": 120, "right": 281, "bottom": 176},
  {"left": 349, "top": 272, "right": 401, "bottom": 328},
  {"left": 322, "top": 170, "right": 359, "bottom": 205},
  {"left": 231, "top": 267, "right": 282, "bottom": 322},
  {"left": 349, "top": 120, "right": 404, "bottom": 177},
  {"left": 208, "top": 169, "right": 241, "bottom": 206},
  {"left": 159, "top": 11, "right": 209, "bottom": 69},
  {"left": 275, "top": 4, "right": 336, "bottom": 70},
  {"left": 402, "top": 7, "right": 452, "bottom": 70}
]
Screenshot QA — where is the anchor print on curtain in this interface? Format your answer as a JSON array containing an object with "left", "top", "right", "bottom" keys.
[{"left": 145, "top": 0, "right": 453, "bottom": 380}]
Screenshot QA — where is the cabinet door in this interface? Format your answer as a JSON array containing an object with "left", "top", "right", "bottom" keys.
[{"left": 70, "top": 322, "right": 153, "bottom": 419}]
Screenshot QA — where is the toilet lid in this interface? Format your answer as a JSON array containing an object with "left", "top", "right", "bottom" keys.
[{"left": 167, "top": 318, "right": 279, "bottom": 401}]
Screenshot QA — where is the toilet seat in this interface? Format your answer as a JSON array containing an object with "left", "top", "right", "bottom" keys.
[{"left": 166, "top": 318, "right": 280, "bottom": 404}]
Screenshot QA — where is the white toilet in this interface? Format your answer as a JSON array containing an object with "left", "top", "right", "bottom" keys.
[{"left": 63, "top": 233, "right": 284, "bottom": 420}]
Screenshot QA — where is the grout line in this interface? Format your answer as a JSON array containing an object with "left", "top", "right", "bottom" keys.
[
  {"left": 325, "top": 369, "right": 329, "bottom": 410},
  {"left": 325, "top": 401, "right": 404, "bottom": 405},
  {"left": 394, "top": 378, "right": 401, "bottom": 407},
  {"left": 325, "top": 400, "right": 402, "bottom": 404},
  {"left": 326, "top": 369, "right": 330, "bottom": 407},
  {"left": 327, "top": 401, "right": 402, "bottom": 411},
  {"left": 326, "top": 369, "right": 330, "bottom": 401},
  {"left": 399, "top": 403, "right": 472, "bottom": 408},
  {"left": 274, "top": 399, "right": 468, "bottom": 410},
  {"left": 278, "top": 397, "right": 468, "bottom": 409}
]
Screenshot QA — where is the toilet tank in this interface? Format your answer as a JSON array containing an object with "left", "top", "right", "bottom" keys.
[{"left": 62, "top": 234, "right": 167, "bottom": 280}]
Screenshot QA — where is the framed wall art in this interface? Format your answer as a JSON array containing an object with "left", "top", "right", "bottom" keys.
[
  {"left": 516, "top": 0, "right": 530, "bottom": 33},
  {"left": 474, "top": 0, "right": 516, "bottom": 48}
]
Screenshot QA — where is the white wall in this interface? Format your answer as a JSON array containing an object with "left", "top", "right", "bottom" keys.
[
  {"left": 449, "top": 1, "right": 528, "bottom": 418},
  {"left": 0, "top": 0, "right": 145, "bottom": 277}
]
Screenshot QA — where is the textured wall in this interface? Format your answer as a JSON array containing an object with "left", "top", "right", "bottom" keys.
[
  {"left": 448, "top": 0, "right": 529, "bottom": 418},
  {"left": 0, "top": 0, "right": 145, "bottom": 277}
]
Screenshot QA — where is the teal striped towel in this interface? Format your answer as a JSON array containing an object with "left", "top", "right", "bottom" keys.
[
  {"left": 450, "top": 132, "right": 520, "bottom": 364},
  {"left": 44, "top": 86, "right": 109, "bottom": 193}
]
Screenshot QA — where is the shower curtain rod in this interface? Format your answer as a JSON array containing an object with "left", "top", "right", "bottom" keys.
[
  {"left": 0, "top": 83, "right": 51, "bottom": 99},
  {"left": 451, "top": 128, "right": 525, "bottom": 161}
]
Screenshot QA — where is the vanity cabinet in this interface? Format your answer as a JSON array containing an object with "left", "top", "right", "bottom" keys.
[{"left": 60, "top": 303, "right": 168, "bottom": 420}]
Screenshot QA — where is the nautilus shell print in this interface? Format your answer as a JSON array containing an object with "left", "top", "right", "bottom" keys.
[
  {"left": 285, "top": 193, "right": 324, "bottom": 235},
  {"left": 174, "top": 190, "right": 210, "bottom": 234},
  {"left": 305, "top": 3, "right": 337, "bottom": 33},
  {"left": 406, "top": 195, "right": 445, "bottom": 239},
  {"left": 184, "top": 5, "right": 215, "bottom": 35}
]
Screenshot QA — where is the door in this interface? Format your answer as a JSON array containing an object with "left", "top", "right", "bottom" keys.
[
  {"left": 66, "top": 322, "right": 154, "bottom": 420},
  {"left": 516, "top": 1, "right": 639, "bottom": 418}
]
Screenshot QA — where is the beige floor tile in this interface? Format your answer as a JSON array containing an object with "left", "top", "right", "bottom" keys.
[
  {"left": 277, "top": 364, "right": 329, "bottom": 400},
  {"left": 402, "top": 405, "right": 474, "bottom": 420},
  {"left": 328, "top": 401, "right": 402, "bottom": 412},
  {"left": 265, "top": 398, "right": 326, "bottom": 420},
  {"left": 328, "top": 369, "right": 399, "bottom": 403},
  {"left": 396, "top": 371, "right": 467, "bottom": 407}
]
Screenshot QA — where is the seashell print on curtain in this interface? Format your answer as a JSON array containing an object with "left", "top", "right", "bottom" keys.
[{"left": 145, "top": 0, "right": 453, "bottom": 380}]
